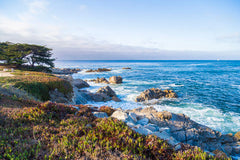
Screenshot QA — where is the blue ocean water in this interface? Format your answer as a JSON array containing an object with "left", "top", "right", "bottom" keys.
[{"left": 55, "top": 60, "right": 240, "bottom": 134}]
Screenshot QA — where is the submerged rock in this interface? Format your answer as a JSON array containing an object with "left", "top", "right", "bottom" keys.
[
  {"left": 86, "top": 68, "right": 111, "bottom": 72},
  {"left": 135, "top": 88, "right": 177, "bottom": 102},
  {"left": 109, "top": 76, "right": 123, "bottom": 84}
]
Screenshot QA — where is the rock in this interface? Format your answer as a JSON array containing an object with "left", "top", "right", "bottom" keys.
[
  {"left": 233, "top": 146, "right": 240, "bottom": 154},
  {"left": 153, "top": 131, "right": 179, "bottom": 146},
  {"left": 137, "top": 118, "right": 149, "bottom": 125},
  {"left": 126, "top": 122, "right": 136, "bottom": 128},
  {"left": 89, "top": 93, "right": 111, "bottom": 102},
  {"left": 174, "top": 144, "right": 182, "bottom": 151},
  {"left": 172, "top": 130, "right": 186, "bottom": 142},
  {"left": 49, "top": 88, "right": 71, "bottom": 103},
  {"left": 111, "top": 110, "right": 129, "bottom": 122},
  {"left": 222, "top": 145, "right": 232, "bottom": 155},
  {"left": 88, "top": 77, "right": 109, "bottom": 84},
  {"left": 109, "top": 76, "right": 123, "bottom": 84},
  {"left": 86, "top": 124, "right": 92, "bottom": 128},
  {"left": 129, "top": 112, "right": 138, "bottom": 123},
  {"left": 234, "top": 131, "right": 240, "bottom": 141},
  {"left": 112, "top": 96, "right": 121, "bottom": 102},
  {"left": 93, "top": 112, "right": 109, "bottom": 118},
  {"left": 86, "top": 68, "right": 111, "bottom": 72},
  {"left": 73, "top": 79, "right": 90, "bottom": 89},
  {"left": 157, "top": 111, "right": 172, "bottom": 120},
  {"left": 144, "top": 124, "right": 158, "bottom": 132},
  {"left": 133, "top": 126, "right": 152, "bottom": 135},
  {"left": 212, "top": 149, "right": 228, "bottom": 159},
  {"left": 220, "top": 134, "right": 234, "bottom": 144},
  {"left": 135, "top": 88, "right": 177, "bottom": 102},
  {"left": 96, "top": 86, "right": 117, "bottom": 97},
  {"left": 159, "top": 127, "right": 170, "bottom": 133},
  {"left": 122, "top": 67, "right": 131, "bottom": 69}
]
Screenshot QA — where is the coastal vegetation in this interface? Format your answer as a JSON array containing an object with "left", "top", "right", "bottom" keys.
[
  {"left": 0, "top": 42, "right": 55, "bottom": 72},
  {"left": 0, "top": 96, "right": 228, "bottom": 159},
  {"left": 0, "top": 70, "right": 72, "bottom": 101}
]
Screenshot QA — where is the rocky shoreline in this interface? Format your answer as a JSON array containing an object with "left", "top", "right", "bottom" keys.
[{"left": 53, "top": 68, "right": 240, "bottom": 158}]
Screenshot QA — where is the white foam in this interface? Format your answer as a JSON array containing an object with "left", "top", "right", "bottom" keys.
[{"left": 153, "top": 103, "right": 240, "bottom": 134}]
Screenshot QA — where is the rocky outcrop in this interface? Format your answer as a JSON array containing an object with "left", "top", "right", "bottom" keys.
[
  {"left": 50, "top": 88, "right": 72, "bottom": 103},
  {"left": 73, "top": 79, "right": 90, "bottom": 89},
  {"left": 87, "top": 77, "right": 109, "bottom": 84},
  {"left": 86, "top": 68, "right": 111, "bottom": 72},
  {"left": 109, "top": 76, "right": 122, "bottom": 84},
  {"left": 110, "top": 106, "right": 240, "bottom": 157},
  {"left": 52, "top": 68, "right": 80, "bottom": 74},
  {"left": 96, "top": 86, "right": 116, "bottom": 97},
  {"left": 135, "top": 88, "right": 177, "bottom": 102},
  {"left": 122, "top": 67, "right": 131, "bottom": 69},
  {"left": 87, "top": 76, "right": 123, "bottom": 84},
  {"left": 75, "top": 86, "right": 121, "bottom": 103}
]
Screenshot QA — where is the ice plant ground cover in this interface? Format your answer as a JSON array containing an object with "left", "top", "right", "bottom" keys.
[{"left": 0, "top": 95, "right": 229, "bottom": 159}]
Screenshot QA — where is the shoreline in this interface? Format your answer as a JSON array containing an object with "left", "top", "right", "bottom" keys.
[{"left": 56, "top": 68, "right": 240, "bottom": 158}]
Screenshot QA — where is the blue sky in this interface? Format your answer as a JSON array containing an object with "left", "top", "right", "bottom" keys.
[{"left": 0, "top": 0, "right": 240, "bottom": 60}]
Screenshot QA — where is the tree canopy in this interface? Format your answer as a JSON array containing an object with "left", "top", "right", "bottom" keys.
[{"left": 0, "top": 42, "right": 55, "bottom": 71}]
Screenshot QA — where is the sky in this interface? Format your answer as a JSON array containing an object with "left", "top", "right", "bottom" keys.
[{"left": 0, "top": 0, "right": 240, "bottom": 60}]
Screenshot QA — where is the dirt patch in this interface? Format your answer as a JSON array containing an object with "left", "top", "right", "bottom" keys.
[{"left": 0, "top": 71, "right": 14, "bottom": 77}]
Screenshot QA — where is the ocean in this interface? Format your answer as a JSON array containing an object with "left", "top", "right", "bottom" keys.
[{"left": 55, "top": 60, "right": 240, "bottom": 134}]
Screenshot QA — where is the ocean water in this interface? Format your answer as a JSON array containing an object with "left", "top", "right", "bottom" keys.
[{"left": 55, "top": 60, "right": 240, "bottom": 134}]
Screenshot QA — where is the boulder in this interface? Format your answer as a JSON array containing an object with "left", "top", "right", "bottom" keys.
[
  {"left": 133, "top": 126, "right": 152, "bottom": 135},
  {"left": 137, "top": 118, "right": 149, "bottom": 125},
  {"left": 135, "top": 88, "right": 177, "bottom": 102},
  {"left": 73, "top": 79, "right": 90, "bottom": 89},
  {"left": 153, "top": 131, "right": 179, "bottom": 146},
  {"left": 157, "top": 111, "right": 172, "bottom": 120},
  {"left": 111, "top": 110, "right": 129, "bottom": 122},
  {"left": 234, "top": 131, "right": 240, "bottom": 141},
  {"left": 89, "top": 93, "right": 111, "bottom": 102},
  {"left": 86, "top": 68, "right": 111, "bottom": 72},
  {"left": 96, "top": 86, "right": 117, "bottom": 97},
  {"left": 109, "top": 76, "right": 123, "bottom": 84},
  {"left": 129, "top": 112, "right": 138, "bottom": 123},
  {"left": 144, "top": 124, "right": 158, "bottom": 132},
  {"left": 88, "top": 77, "right": 109, "bottom": 84},
  {"left": 93, "top": 112, "right": 109, "bottom": 118},
  {"left": 112, "top": 96, "right": 121, "bottom": 102}
]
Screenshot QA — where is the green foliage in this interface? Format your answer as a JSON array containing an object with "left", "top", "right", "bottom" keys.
[
  {"left": 0, "top": 99, "right": 230, "bottom": 160},
  {"left": 0, "top": 71, "right": 73, "bottom": 101},
  {"left": 0, "top": 41, "right": 55, "bottom": 70}
]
